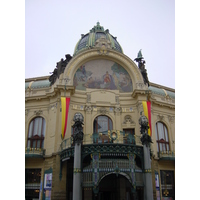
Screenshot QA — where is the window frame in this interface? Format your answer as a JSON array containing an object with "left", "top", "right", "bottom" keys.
[
  {"left": 93, "top": 115, "right": 113, "bottom": 144},
  {"left": 27, "top": 117, "right": 46, "bottom": 149},
  {"left": 155, "top": 122, "right": 170, "bottom": 152}
]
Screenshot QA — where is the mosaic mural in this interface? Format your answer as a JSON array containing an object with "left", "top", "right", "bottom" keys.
[{"left": 73, "top": 59, "right": 133, "bottom": 92}]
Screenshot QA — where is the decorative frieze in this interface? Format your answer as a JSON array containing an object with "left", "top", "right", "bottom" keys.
[
  {"left": 72, "top": 104, "right": 136, "bottom": 115},
  {"left": 136, "top": 103, "right": 143, "bottom": 114},
  {"left": 98, "top": 107, "right": 108, "bottom": 115},
  {"left": 157, "top": 115, "right": 164, "bottom": 121},
  {"left": 34, "top": 110, "right": 43, "bottom": 116},
  {"left": 123, "top": 115, "right": 135, "bottom": 124},
  {"left": 49, "top": 103, "right": 57, "bottom": 112},
  {"left": 122, "top": 107, "right": 133, "bottom": 112},
  {"left": 114, "top": 106, "right": 121, "bottom": 115},
  {"left": 168, "top": 115, "right": 175, "bottom": 123},
  {"left": 87, "top": 94, "right": 91, "bottom": 103},
  {"left": 85, "top": 105, "right": 93, "bottom": 114},
  {"left": 25, "top": 109, "right": 29, "bottom": 116},
  {"left": 115, "top": 96, "right": 119, "bottom": 104},
  {"left": 136, "top": 83, "right": 145, "bottom": 89},
  {"left": 73, "top": 105, "right": 84, "bottom": 110}
]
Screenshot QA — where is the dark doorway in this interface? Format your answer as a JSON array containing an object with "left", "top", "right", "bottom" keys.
[{"left": 97, "top": 174, "right": 134, "bottom": 200}]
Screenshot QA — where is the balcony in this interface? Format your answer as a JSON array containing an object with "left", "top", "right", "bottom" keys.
[
  {"left": 157, "top": 150, "right": 175, "bottom": 160},
  {"left": 25, "top": 147, "right": 46, "bottom": 158},
  {"left": 60, "top": 131, "right": 142, "bottom": 151},
  {"left": 60, "top": 132, "right": 143, "bottom": 162}
]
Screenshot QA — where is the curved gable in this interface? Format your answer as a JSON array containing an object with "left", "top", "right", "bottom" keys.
[{"left": 63, "top": 49, "right": 145, "bottom": 92}]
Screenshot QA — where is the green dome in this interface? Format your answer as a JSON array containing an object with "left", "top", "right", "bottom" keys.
[{"left": 73, "top": 22, "right": 123, "bottom": 56}]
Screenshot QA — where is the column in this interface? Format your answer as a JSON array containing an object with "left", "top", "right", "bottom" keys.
[
  {"left": 72, "top": 113, "right": 84, "bottom": 200},
  {"left": 73, "top": 143, "right": 82, "bottom": 200},
  {"left": 143, "top": 145, "right": 153, "bottom": 200},
  {"left": 139, "top": 115, "right": 153, "bottom": 200}
]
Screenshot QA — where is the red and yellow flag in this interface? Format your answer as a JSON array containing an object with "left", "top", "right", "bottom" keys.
[
  {"left": 142, "top": 101, "right": 152, "bottom": 136},
  {"left": 61, "top": 97, "right": 70, "bottom": 139}
]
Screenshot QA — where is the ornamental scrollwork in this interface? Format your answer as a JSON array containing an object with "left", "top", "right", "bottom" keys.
[
  {"left": 123, "top": 115, "right": 134, "bottom": 124},
  {"left": 34, "top": 110, "right": 43, "bottom": 116},
  {"left": 85, "top": 105, "right": 93, "bottom": 113}
]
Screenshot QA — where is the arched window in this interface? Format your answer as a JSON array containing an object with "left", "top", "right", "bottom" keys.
[
  {"left": 93, "top": 116, "right": 113, "bottom": 143},
  {"left": 27, "top": 117, "right": 46, "bottom": 149},
  {"left": 155, "top": 122, "right": 169, "bottom": 152}
]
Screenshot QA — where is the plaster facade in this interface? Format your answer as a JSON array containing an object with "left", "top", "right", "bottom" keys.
[{"left": 25, "top": 24, "right": 175, "bottom": 200}]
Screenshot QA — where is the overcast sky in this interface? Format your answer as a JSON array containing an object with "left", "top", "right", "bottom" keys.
[{"left": 25, "top": 0, "right": 175, "bottom": 88}]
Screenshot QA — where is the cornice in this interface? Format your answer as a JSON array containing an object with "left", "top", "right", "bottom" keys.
[
  {"left": 25, "top": 75, "right": 50, "bottom": 82},
  {"left": 151, "top": 99, "right": 175, "bottom": 109},
  {"left": 149, "top": 82, "right": 175, "bottom": 92},
  {"left": 25, "top": 85, "right": 75, "bottom": 102}
]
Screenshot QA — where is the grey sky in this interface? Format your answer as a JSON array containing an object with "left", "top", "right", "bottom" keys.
[{"left": 25, "top": 0, "right": 175, "bottom": 88}]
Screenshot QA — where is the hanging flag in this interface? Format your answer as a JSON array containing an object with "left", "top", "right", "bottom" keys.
[
  {"left": 142, "top": 101, "right": 152, "bottom": 136},
  {"left": 61, "top": 97, "right": 70, "bottom": 139}
]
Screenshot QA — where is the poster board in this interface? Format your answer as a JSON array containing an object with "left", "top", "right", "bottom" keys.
[{"left": 42, "top": 168, "right": 53, "bottom": 200}]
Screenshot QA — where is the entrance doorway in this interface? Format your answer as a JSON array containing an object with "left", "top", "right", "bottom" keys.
[{"left": 98, "top": 174, "right": 134, "bottom": 200}]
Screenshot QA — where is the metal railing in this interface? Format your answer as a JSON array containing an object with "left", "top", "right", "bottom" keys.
[
  {"left": 157, "top": 150, "right": 175, "bottom": 160},
  {"left": 25, "top": 147, "right": 46, "bottom": 157},
  {"left": 60, "top": 132, "right": 142, "bottom": 151}
]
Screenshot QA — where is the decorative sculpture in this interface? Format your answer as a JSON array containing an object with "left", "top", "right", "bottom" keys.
[
  {"left": 49, "top": 54, "right": 72, "bottom": 86},
  {"left": 71, "top": 113, "right": 84, "bottom": 144},
  {"left": 138, "top": 115, "right": 154, "bottom": 199},
  {"left": 134, "top": 50, "right": 150, "bottom": 87},
  {"left": 139, "top": 115, "right": 152, "bottom": 147}
]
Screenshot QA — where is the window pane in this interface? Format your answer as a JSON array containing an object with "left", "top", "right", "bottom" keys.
[
  {"left": 157, "top": 143, "right": 159, "bottom": 152},
  {"left": 97, "top": 116, "right": 108, "bottom": 133},
  {"left": 37, "top": 118, "right": 42, "bottom": 136},
  {"left": 27, "top": 140, "right": 31, "bottom": 148},
  {"left": 32, "top": 140, "right": 36, "bottom": 148},
  {"left": 42, "top": 118, "right": 46, "bottom": 137},
  {"left": 157, "top": 122, "right": 164, "bottom": 140},
  {"left": 159, "top": 143, "right": 163, "bottom": 152},
  {"left": 166, "top": 144, "right": 169, "bottom": 151},
  {"left": 28, "top": 121, "right": 33, "bottom": 137},
  {"left": 33, "top": 118, "right": 39, "bottom": 136},
  {"left": 108, "top": 118, "right": 113, "bottom": 130},
  {"left": 155, "top": 124, "right": 158, "bottom": 140},
  {"left": 164, "top": 126, "right": 169, "bottom": 142},
  {"left": 37, "top": 141, "right": 41, "bottom": 148}
]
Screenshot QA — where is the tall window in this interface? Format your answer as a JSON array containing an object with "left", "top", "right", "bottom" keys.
[
  {"left": 155, "top": 122, "right": 169, "bottom": 152},
  {"left": 27, "top": 117, "right": 46, "bottom": 149},
  {"left": 93, "top": 115, "right": 113, "bottom": 143}
]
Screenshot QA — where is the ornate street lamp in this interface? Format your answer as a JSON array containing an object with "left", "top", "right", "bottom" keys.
[
  {"left": 139, "top": 115, "right": 153, "bottom": 200},
  {"left": 72, "top": 113, "right": 84, "bottom": 200},
  {"left": 72, "top": 113, "right": 84, "bottom": 144}
]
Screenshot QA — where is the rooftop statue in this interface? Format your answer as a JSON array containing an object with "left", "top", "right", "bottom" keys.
[
  {"left": 134, "top": 50, "right": 149, "bottom": 87},
  {"left": 49, "top": 54, "right": 72, "bottom": 86}
]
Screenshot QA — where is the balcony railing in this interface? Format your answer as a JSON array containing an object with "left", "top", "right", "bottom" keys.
[
  {"left": 60, "top": 131, "right": 142, "bottom": 152},
  {"left": 25, "top": 147, "right": 46, "bottom": 157},
  {"left": 157, "top": 150, "right": 175, "bottom": 160}
]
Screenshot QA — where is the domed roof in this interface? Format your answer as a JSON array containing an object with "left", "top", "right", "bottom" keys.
[{"left": 73, "top": 22, "right": 123, "bottom": 56}]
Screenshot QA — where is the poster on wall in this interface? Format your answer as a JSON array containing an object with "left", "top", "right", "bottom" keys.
[
  {"left": 44, "top": 173, "right": 52, "bottom": 189},
  {"left": 155, "top": 173, "right": 161, "bottom": 200},
  {"left": 43, "top": 168, "right": 52, "bottom": 200}
]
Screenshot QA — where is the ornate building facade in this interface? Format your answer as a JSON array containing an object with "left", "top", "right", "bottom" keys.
[{"left": 25, "top": 22, "right": 175, "bottom": 200}]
